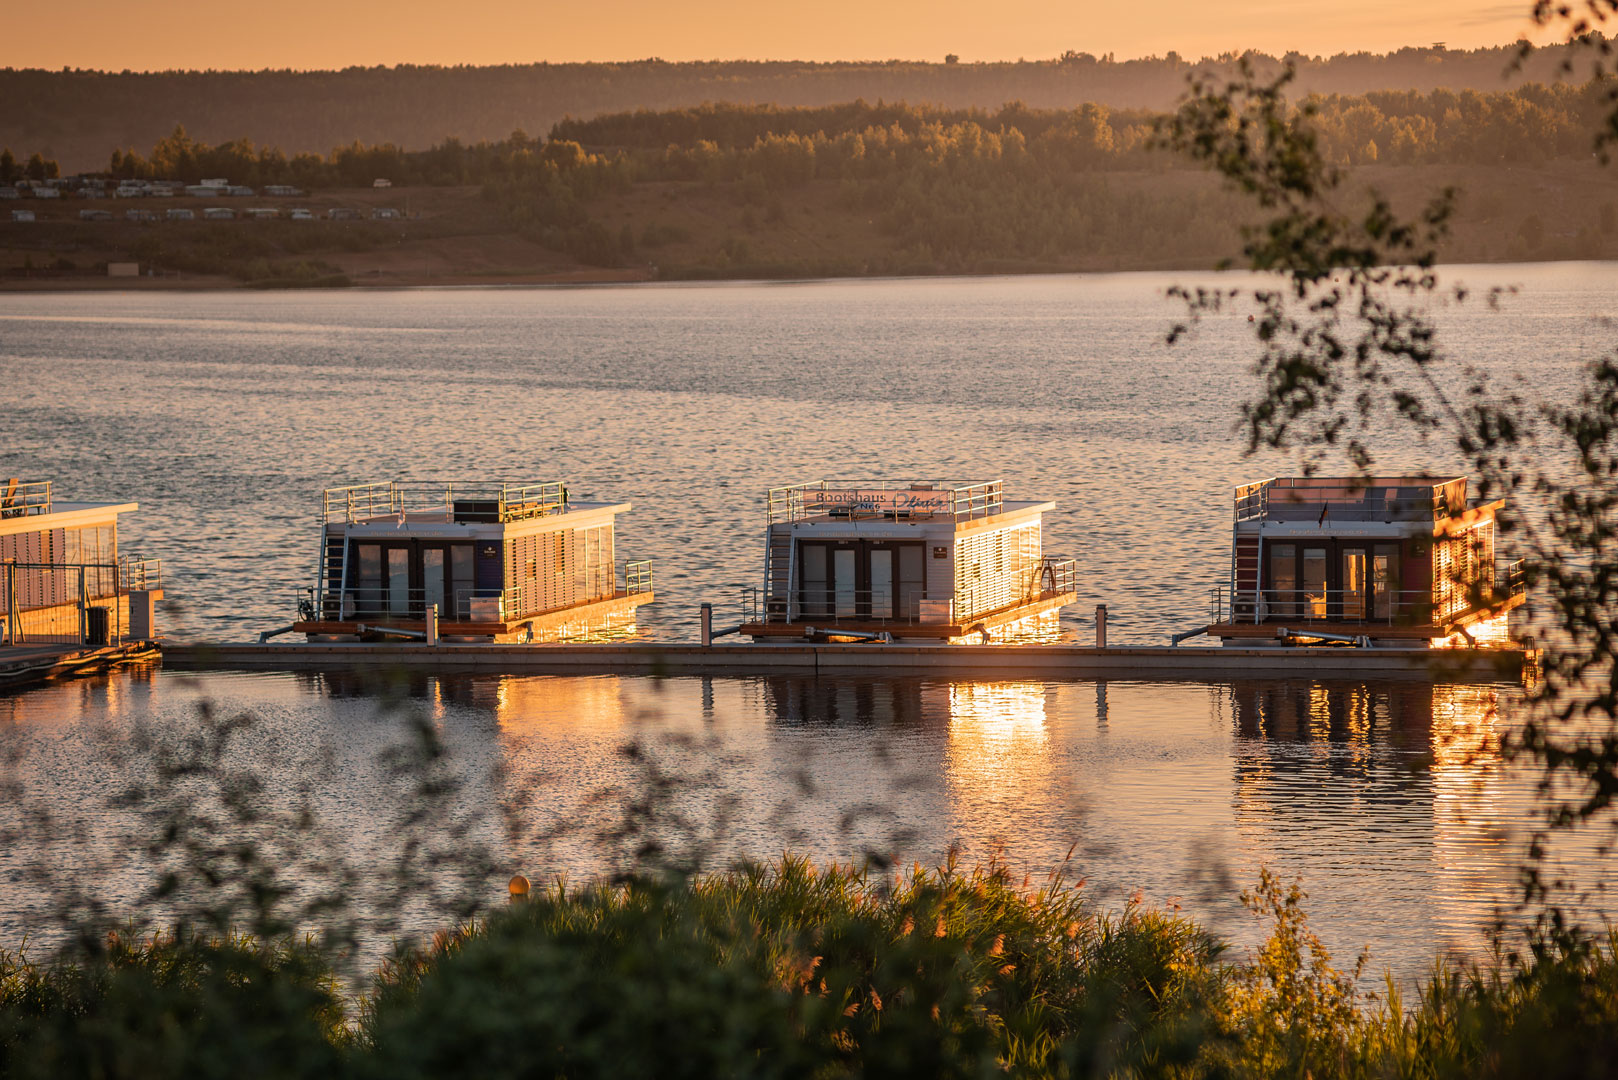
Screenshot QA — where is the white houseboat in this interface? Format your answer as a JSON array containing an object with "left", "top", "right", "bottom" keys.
[
  {"left": 1206, "top": 475, "right": 1525, "bottom": 646},
  {"left": 291, "top": 480, "right": 653, "bottom": 643},
  {"left": 738, "top": 480, "right": 1077, "bottom": 641},
  {"left": 0, "top": 479, "right": 162, "bottom": 646}
]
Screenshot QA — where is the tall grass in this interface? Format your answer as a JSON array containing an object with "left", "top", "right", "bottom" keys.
[{"left": 3, "top": 855, "right": 1615, "bottom": 1078}]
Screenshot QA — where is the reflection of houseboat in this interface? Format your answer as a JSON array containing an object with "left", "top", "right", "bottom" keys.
[
  {"left": 1207, "top": 476, "right": 1525, "bottom": 646},
  {"left": 291, "top": 481, "right": 652, "bottom": 643},
  {"left": 0, "top": 479, "right": 162, "bottom": 645},
  {"left": 739, "top": 480, "right": 1077, "bottom": 641}
]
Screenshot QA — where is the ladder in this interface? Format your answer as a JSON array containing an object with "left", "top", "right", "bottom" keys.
[
  {"left": 764, "top": 526, "right": 795, "bottom": 623},
  {"left": 316, "top": 524, "right": 346, "bottom": 619},
  {"left": 1231, "top": 529, "right": 1262, "bottom": 623}
]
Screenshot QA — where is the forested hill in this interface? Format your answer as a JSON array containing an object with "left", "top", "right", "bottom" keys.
[{"left": 3, "top": 40, "right": 1606, "bottom": 172}]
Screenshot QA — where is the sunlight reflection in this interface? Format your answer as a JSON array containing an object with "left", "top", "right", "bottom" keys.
[
  {"left": 943, "top": 682, "right": 1062, "bottom": 839},
  {"left": 1432, "top": 613, "right": 1513, "bottom": 649}
]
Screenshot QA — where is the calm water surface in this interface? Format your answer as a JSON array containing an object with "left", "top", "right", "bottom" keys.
[{"left": 4, "top": 266, "right": 1618, "bottom": 983}]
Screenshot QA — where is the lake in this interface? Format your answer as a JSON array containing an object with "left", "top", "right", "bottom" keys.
[{"left": 3, "top": 264, "right": 1616, "bottom": 983}]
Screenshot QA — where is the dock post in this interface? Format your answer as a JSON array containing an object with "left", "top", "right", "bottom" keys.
[
  {"left": 425, "top": 604, "right": 439, "bottom": 646},
  {"left": 1095, "top": 605, "right": 1107, "bottom": 649},
  {"left": 700, "top": 603, "right": 712, "bottom": 648}
]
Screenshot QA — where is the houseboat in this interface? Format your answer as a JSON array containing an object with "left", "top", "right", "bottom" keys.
[
  {"left": 738, "top": 480, "right": 1077, "bottom": 642},
  {"left": 0, "top": 479, "right": 162, "bottom": 646},
  {"left": 291, "top": 480, "right": 653, "bottom": 643},
  {"left": 1207, "top": 476, "right": 1525, "bottom": 647}
]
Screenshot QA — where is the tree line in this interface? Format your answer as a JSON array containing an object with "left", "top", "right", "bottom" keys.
[
  {"left": 7, "top": 80, "right": 1603, "bottom": 193},
  {"left": 0, "top": 38, "right": 1607, "bottom": 173}
]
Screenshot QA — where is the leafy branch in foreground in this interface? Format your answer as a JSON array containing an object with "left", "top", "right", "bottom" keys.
[{"left": 1157, "top": 37, "right": 1618, "bottom": 926}]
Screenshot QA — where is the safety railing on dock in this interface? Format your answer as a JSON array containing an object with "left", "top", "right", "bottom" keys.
[
  {"left": 765, "top": 480, "right": 1004, "bottom": 524},
  {"left": 1212, "top": 576, "right": 1521, "bottom": 627},
  {"left": 624, "top": 559, "right": 653, "bottom": 596},
  {"left": 120, "top": 555, "right": 162, "bottom": 592},
  {"left": 318, "top": 570, "right": 644, "bottom": 625},
  {"left": 744, "top": 556, "right": 1075, "bottom": 627},
  {"left": 0, "top": 480, "right": 51, "bottom": 519},
  {"left": 321, "top": 481, "right": 566, "bottom": 525}
]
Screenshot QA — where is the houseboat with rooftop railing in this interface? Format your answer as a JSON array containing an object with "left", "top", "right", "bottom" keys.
[
  {"left": 0, "top": 478, "right": 163, "bottom": 647},
  {"left": 738, "top": 480, "right": 1078, "bottom": 642},
  {"left": 1204, "top": 475, "right": 1525, "bottom": 647},
  {"left": 290, "top": 480, "right": 653, "bottom": 643}
]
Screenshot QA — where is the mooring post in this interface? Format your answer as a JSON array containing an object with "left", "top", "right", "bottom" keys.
[
  {"left": 425, "top": 603, "right": 439, "bottom": 646},
  {"left": 1095, "top": 604, "right": 1107, "bottom": 649},
  {"left": 700, "top": 602, "right": 713, "bottom": 647}
]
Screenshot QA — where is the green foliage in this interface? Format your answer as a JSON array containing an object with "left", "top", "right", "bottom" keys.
[
  {"left": 363, "top": 853, "right": 1222, "bottom": 1079},
  {"left": 0, "top": 932, "right": 347, "bottom": 1080}
]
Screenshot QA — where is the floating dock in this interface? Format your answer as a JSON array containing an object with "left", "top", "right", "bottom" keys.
[
  {"left": 0, "top": 642, "right": 160, "bottom": 691},
  {"left": 161, "top": 641, "right": 1531, "bottom": 682}
]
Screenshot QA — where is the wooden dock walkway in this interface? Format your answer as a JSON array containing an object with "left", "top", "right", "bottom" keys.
[
  {"left": 162, "top": 641, "right": 1531, "bottom": 683},
  {"left": 0, "top": 642, "right": 160, "bottom": 692}
]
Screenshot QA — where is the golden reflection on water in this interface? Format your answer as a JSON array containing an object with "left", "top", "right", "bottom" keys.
[
  {"left": 948, "top": 610, "right": 1067, "bottom": 646},
  {"left": 943, "top": 682, "right": 1063, "bottom": 836},
  {"left": 533, "top": 615, "right": 644, "bottom": 644},
  {"left": 1432, "top": 613, "right": 1513, "bottom": 649}
]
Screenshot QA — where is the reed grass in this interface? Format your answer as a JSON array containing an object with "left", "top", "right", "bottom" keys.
[{"left": 4, "top": 855, "right": 1615, "bottom": 1078}]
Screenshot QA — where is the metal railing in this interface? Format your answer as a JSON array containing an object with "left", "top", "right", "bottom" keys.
[
  {"left": 746, "top": 556, "right": 1076, "bottom": 626},
  {"left": 765, "top": 480, "right": 1005, "bottom": 524},
  {"left": 1497, "top": 559, "right": 1527, "bottom": 598},
  {"left": 315, "top": 561, "right": 652, "bottom": 625},
  {"left": 120, "top": 555, "right": 162, "bottom": 591},
  {"left": 1211, "top": 574, "right": 1523, "bottom": 627},
  {"left": 0, "top": 480, "right": 52, "bottom": 519},
  {"left": 1233, "top": 477, "right": 1469, "bottom": 524},
  {"left": 1, "top": 561, "right": 124, "bottom": 646},
  {"left": 333, "top": 585, "right": 508, "bottom": 623},
  {"left": 624, "top": 559, "right": 654, "bottom": 595},
  {"left": 321, "top": 481, "right": 566, "bottom": 525}
]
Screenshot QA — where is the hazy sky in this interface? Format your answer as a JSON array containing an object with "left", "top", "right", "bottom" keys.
[{"left": 4, "top": 0, "right": 1545, "bottom": 71}]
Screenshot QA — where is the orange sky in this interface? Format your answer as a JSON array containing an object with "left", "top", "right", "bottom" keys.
[{"left": 3, "top": 0, "right": 1547, "bottom": 70}]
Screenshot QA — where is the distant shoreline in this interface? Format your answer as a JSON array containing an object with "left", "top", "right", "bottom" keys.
[{"left": 5, "top": 254, "right": 1618, "bottom": 295}]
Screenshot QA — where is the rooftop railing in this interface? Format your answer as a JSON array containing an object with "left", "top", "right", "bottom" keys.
[
  {"left": 0, "top": 480, "right": 52, "bottom": 519},
  {"left": 322, "top": 481, "right": 566, "bottom": 525},
  {"left": 766, "top": 480, "right": 1005, "bottom": 524},
  {"left": 1234, "top": 476, "right": 1470, "bottom": 524}
]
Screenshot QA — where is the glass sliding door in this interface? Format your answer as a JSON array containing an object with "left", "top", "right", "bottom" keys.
[
  {"left": 897, "top": 544, "right": 925, "bottom": 621},
  {"left": 833, "top": 548, "right": 857, "bottom": 617},
  {"left": 450, "top": 544, "right": 474, "bottom": 619},
  {"left": 423, "top": 548, "right": 446, "bottom": 618},
  {"left": 868, "top": 548, "right": 894, "bottom": 618},
  {"left": 1268, "top": 544, "right": 1296, "bottom": 618},
  {"left": 1342, "top": 548, "right": 1367, "bottom": 620},
  {"left": 800, "top": 543, "right": 829, "bottom": 617},
  {"left": 1371, "top": 546, "right": 1400, "bottom": 620},
  {"left": 352, "top": 543, "right": 382, "bottom": 615},
  {"left": 1302, "top": 547, "right": 1327, "bottom": 618},
  {"left": 387, "top": 548, "right": 411, "bottom": 614}
]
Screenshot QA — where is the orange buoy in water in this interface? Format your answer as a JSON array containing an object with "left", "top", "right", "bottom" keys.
[{"left": 509, "top": 874, "right": 531, "bottom": 900}]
